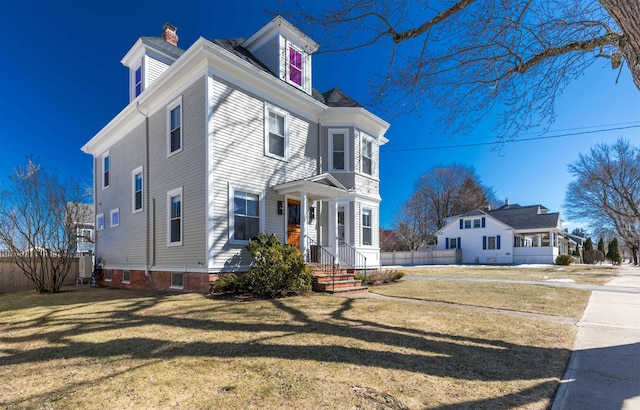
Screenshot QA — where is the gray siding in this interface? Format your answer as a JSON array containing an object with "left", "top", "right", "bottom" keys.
[
  {"left": 145, "top": 51, "right": 173, "bottom": 88},
  {"left": 148, "top": 77, "right": 208, "bottom": 268},
  {"left": 208, "top": 76, "right": 319, "bottom": 270},
  {"left": 250, "top": 36, "right": 280, "bottom": 80},
  {"left": 94, "top": 121, "right": 147, "bottom": 266}
]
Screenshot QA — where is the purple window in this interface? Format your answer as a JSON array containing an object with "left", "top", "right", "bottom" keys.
[{"left": 289, "top": 48, "right": 302, "bottom": 86}]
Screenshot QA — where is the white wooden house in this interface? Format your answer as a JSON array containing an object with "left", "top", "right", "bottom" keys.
[
  {"left": 436, "top": 202, "right": 567, "bottom": 264},
  {"left": 81, "top": 17, "right": 389, "bottom": 292}
]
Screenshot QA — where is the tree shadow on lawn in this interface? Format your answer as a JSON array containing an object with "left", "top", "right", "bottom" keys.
[{"left": 1, "top": 289, "right": 571, "bottom": 408}]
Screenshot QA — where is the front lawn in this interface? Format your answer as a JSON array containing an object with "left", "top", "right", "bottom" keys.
[
  {"left": 0, "top": 286, "right": 576, "bottom": 409},
  {"left": 397, "top": 264, "right": 617, "bottom": 285}
]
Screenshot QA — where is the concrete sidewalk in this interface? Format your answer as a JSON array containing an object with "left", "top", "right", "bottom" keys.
[{"left": 552, "top": 264, "right": 640, "bottom": 410}]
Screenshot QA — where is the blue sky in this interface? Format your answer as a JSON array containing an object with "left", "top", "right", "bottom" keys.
[{"left": 1, "top": 1, "right": 639, "bottom": 233}]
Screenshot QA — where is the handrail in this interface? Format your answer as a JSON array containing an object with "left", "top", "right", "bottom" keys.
[
  {"left": 338, "top": 239, "right": 367, "bottom": 281},
  {"left": 305, "top": 236, "right": 336, "bottom": 290}
]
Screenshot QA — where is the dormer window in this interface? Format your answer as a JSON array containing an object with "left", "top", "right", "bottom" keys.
[
  {"left": 288, "top": 46, "right": 303, "bottom": 87},
  {"left": 134, "top": 66, "right": 142, "bottom": 97}
]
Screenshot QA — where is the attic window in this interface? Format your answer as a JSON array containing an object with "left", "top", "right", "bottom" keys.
[
  {"left": 288, "top": 46, "right": 303, "bottom": 87},
  {"left": 134, "top": 66, "right": 142, "bottom": 97}
]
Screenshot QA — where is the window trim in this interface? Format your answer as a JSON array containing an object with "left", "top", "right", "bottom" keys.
[
  {"left": 167, "top": 187, "right": 183, "bottom": 247},
  {"left": 167, "top": 96, "right": 183, "bottom": 157},
  {"left": 362, "top": 208, "right": 373, "bottom": 247},
  {"left": 328, "top": 129, "right": 349, "bottom": 171},
  {"left": 170, "top": 272, "right": 184, "bottom": 290},
  {"left": 104, "top": 269, "right": 112, "bottom": 282},
  {"left": 134, "top": 64, "right": 143, "bottom": 98},
  {"left": 96, "top": 213, "right": 105, "bottom": 231},
  {"left": 122, "top": 270, "right": 130, "bottom": 284},
  {"left": 360, "top": 135, "right": 374, "bottom": 176},
  {"left": 264, "top": 104, "right": 289, "bottom": 161},
  {"left": 101, "top": 151, "right": 110, "bottom": 190},
  {"left": 286, "top": 43, "right": 305, "bottom": 90},
  {"left": 132, "top": 166, "right": 143, "bottom": 213},
  {"left": 110, "top": 208, "right": 120, "bottom": 228},
  {"left": 229, "top": 184, "right": 265, "bottom": 245}
]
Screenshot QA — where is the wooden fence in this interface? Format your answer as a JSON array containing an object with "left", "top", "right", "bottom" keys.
[
  {"left": 381, "top": 249, "right": 461, "bottom": 266},
  {"left": 0, "top": 258, "right": 80, "bottom": 293}
]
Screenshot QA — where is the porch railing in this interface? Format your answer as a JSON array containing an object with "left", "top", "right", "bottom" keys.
[
  {"left": 338, "top": 239, "right": 368, "bottom": 281},
  {"left": 305, "top": 236, "right": 336, "bottom": 290}
]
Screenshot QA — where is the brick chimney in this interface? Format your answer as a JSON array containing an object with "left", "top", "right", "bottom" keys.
[
  {"left": 505, "top": 197, "right": 510, "bottom": 206},
  {"left": 161, "top": 23, "right": 178, "bottom": 46}
]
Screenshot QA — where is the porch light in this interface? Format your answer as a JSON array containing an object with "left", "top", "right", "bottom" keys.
[
  {"left": 277, "top": 201, "right": 284, "bottom": 215},
  {"left": 309, "top": 206, "right": 315, "bottom": 221}
]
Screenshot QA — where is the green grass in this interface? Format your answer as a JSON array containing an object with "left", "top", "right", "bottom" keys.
[{"left": 0, "top": 286, "right": 576, "bottom": 409}]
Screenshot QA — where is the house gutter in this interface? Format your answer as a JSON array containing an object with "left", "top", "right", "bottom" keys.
[{"left": 135, "top": 102, "right": 152, "bottom": 277}]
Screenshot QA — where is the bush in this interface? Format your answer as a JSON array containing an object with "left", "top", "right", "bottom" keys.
[
  {"left": 213, "top": 273, "right": 246, "bottom": 294},
  {"left": 555, "top": 254, "right": 574, "bottom": 266},
  {"left": 583, "top": 249, "right": 605, "bottom": 265},
  {"left": 212, "top": 234, "right": 312, "bottom": 298},
  {"left": 357, "top": 269, "right": 406, "bottom": 285},
  {"left": 245, "top": 233, "right": 312, "bottom": 298}
]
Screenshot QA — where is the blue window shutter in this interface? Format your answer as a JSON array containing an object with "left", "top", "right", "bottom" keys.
[
  {"left": 481, "top": 217, "right": 486, "bottom": 228},
  {"left": 459, "top": 219, "right": 463, "bottom": 229},
  {"left": 497, "top": 235, "right": 501, "bottom": 249},
  {"left": 446, "top": 238, "right": 449, "bottom": 249},
  {"left": 483, "top": 236, "right": 487, "bottom": 250},
  {"left": 457, "top": 237, "right": 461, "bottom": 249}
]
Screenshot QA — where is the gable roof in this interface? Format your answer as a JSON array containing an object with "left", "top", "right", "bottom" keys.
[{"left": 488, "top": 204, "right": 559, "bottom": 230}]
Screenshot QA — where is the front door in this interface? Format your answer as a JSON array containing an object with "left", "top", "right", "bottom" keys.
[{"left": 287, "top": 200, "right": 301, "bottom": 248}]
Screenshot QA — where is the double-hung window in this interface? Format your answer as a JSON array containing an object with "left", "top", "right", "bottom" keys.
[
  {"left": 102, "top": 151, "right": 110, "bottom": 189},
  {"left": 265, "top": 105, "right": 288, "bottom": 160},
  {"left": 362, "top": 208, "right": 372, "bottom": 246},
  {"left": 230, "top": 185, "right": 263, "bottom": 243},
  {"left": 167, "top": 97, "right": 182, "bottom": 156},
  {"left": 329, "top": 129, "right": 348, "bottom": 171},
  {"left": 134, "top": 66, "right": 142, "bottom": 97},
  {"left": 288, "top": 46, "right": 303, "bottom": 87},
  {"left": 110, "top": 208, "right": 120, "bottom": 228},
  {"left": 233, "top": 190, "right": 260, "bottom": 242},
  {"left": 168, "top": 188, "right": 182, "bottom": 246},
  {"left": 483, "top": 235, "right": 501, "bottom": 250},
  {"left": 132, "top": 167, "right": 143, "bottom": 213},
  {"left": 96, "top": 214, "right": 105, "bottom": 231},
  {"left": 361, "top": 138, "right": 373, "bottom": 176}
]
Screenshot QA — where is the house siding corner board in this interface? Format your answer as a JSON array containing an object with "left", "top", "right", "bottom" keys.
[{"left": 207, "top": 77, "right": 319, "bottom": 268}]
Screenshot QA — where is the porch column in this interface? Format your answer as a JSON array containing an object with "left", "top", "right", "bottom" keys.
[
  {"left": 328, "top": 199, "right": 338, "bottom": 256},
  {"left": 300, "top": 191, "right": 308, "bottom": 256}
]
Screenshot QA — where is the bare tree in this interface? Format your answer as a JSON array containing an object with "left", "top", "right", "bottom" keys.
[
  {"left": 394, "top": 164, "right": 495, "bottom": 249},
  {"left": 565, "top": 139, "right": 640, "bottom": 265},
  {"left": 0, "top": 158, "right": 93, "bottom": 293},
  {"left": 288, "top": 1, "right": 639, "bottom": 141}
]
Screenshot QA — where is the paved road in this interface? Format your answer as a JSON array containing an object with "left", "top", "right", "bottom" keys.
[{"left": 552, "top": 264, "right": 640, "bottom": 410}]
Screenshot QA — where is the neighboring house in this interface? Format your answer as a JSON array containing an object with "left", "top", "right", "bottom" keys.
[
  {"left": 70, "top": 202, "right": 95, "bottom": 255},
  {"left": 81, "top": 17, "right": 389, "bottom": 292},
  {"left": 436, "top": 201, "right": 569, "bottom": 264}
]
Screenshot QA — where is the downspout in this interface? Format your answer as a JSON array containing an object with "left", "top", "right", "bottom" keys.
[{"left": 135, "top": 102, "right": 152, "bottom": 277}]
